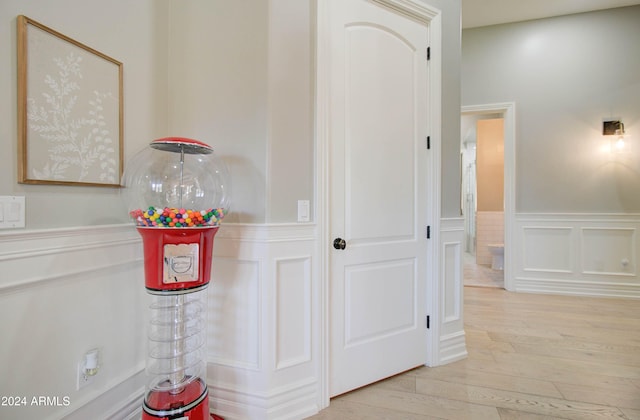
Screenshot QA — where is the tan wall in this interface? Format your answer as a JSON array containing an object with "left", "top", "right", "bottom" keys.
[{"left": 477, "top": 118, "right": 504, "bottom": 212}]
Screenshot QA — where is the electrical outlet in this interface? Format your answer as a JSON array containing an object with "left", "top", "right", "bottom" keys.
[
  {"left": 77, "top": 362, "right": 95, "bottom": 390},
  {"left": 76, "top": 348, "right": 100, "bottom": 390}
]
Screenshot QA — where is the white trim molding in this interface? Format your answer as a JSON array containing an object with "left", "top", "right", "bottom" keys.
[
  {"left": 462, "top": 102, "right": 516, "bottom": 291},
  {"left": 0, "top": 224, "right": 142, "bottom": 293},
  {"left": 206, "top": 223, "right": 321, "bottom": 419},
  {"left": 514, "top": 213, "right": 640, "bottom": 298},
  {"left": 370, "top": 0, "right": 440, "bottom": 23}
]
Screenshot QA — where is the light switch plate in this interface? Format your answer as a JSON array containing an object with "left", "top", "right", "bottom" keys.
[
  {"left": 297, "top": 200, "right": 310, "bottom": 222},
  {"left": 0, "top": 196, "right": 25, "bottom": 229}
]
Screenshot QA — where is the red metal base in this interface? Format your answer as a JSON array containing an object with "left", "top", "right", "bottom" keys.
[
  {"left": 142, "top": 379, "right": 210, "bottom": 420},
  {"left": 137, "top": 226, "right": 219, "bottom": 293}
]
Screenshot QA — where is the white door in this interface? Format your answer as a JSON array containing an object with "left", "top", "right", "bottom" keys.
[{"left": 328, "top": 0, "right": 430, "bottom": 397}]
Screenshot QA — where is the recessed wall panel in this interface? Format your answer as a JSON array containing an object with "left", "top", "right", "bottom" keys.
[
  {"left": 209, "top": 257, "right": 260, "bottom": 369},
  {"left": 276, "top": 256, "right": 312, "bottom": 370},
  {"left": 522, "top": 227, "right": 573, "bottom": 273},
  {"left": 582, "top": 228, "right": 636, "bottom": 275},
  {"left": 443, "top": 241, "right": 461, "bottom": 323},
  {"left": 344, "top": 259, "right": 415, "bottom": 346}
]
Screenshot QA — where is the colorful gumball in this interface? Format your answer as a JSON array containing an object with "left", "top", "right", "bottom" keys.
[{"left": 129, "top": 206, "right": 227, "bottom": 228}]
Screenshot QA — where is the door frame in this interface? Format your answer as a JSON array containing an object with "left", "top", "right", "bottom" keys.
[
  {"left": 461, "top": 102, "right": 516, "bottom": 291},
  {"left": 315, "top": 0, "right": 442, "bottom": 408}
]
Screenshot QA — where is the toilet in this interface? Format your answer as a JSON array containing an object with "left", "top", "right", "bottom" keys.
[{"left": 487, "top": 244, "right": 504, "bottom": 270}]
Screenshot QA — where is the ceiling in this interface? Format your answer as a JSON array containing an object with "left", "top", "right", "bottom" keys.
[{"left": 462, "top": 0, "right": 640, "bottom": 29}]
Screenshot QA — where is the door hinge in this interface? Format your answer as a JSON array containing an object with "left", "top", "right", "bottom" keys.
[
  {"left": 426, "top": 136, "right": 431, "bottom": 149},
  {"left": 426, "top": 225, "right": 431, "bottom": 239},
  {"left": 426, "top": 315, "right": 430, "bottom": 329},
  {"left": 427, "top": 46, "right": 430, "bottom": 61}
]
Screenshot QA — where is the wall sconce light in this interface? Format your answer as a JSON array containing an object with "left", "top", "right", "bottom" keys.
[{"left": 603, "top": 120, "right": 625, "bottom": 151}]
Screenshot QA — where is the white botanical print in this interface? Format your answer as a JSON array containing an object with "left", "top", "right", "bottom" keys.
[{"left": 27, "top": 51, "right": 118, "bottom": 183}]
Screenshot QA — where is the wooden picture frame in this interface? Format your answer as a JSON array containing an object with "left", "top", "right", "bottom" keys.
[{"left": 17, "top": 15, "right": 123, "bottom": 187}]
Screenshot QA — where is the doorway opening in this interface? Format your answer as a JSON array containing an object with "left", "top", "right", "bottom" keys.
[{"left": 461, "top": 103, "right": 516, "bottom": 290}]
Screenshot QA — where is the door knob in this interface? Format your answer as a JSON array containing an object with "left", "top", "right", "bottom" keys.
[{"left": 333, "top": 238, "right": 346, "bottom": 250}]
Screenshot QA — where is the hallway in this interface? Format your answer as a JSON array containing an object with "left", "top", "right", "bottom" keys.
[
  {"left": 463, "top": 252, "right": 504, "bottom": 289},
  {"left": 307, "top": 287, "right": 640, "bottom": 419}
]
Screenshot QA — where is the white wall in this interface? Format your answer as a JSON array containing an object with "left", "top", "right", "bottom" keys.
[
  {"left": 0, "top": 1, "right": 466, "bottom": 418},
  {"left": 420, "top": 0, "right": 462, "bottom": 218},
  {"left": 0, "top": 226, "right": 148, "bottom": 420},
  {"left": 0, "top": 0, "right": 169, "bottom": 229},
  {"left": 166, "top": 0, "right": 314, "bottom": 224},
  {"left": 462, "top": 6, "right": 640, "bottom": 297},
  {"left": 166, "top": 0, "right": 463, "bottom": 222},
  {"left": 462, "top": 6, "right": 640, "bottom": 213},
  {"left": 0, "top": 1, "right": 165, "bottom": 418},
  {"left": 166, "top": 0, "right": 461, "bottom": 222},
  {"left": 266, "top": 1, "right": 315, "bottom": 223},
  {"left": 166, "top": 0, "right": 268, "bottom": 223}
]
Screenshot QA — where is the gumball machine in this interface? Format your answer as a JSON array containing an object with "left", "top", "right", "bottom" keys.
[{"left": 122, "top": 137, "right": 230, "bottom": 420}]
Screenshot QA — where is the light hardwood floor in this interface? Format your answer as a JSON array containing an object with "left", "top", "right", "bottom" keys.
[
  {"left": 463, "top": 252, "right": 504, "bottom": 288},
  {"left": 306, "top": 286, "right": 640, "bottom": 419}
]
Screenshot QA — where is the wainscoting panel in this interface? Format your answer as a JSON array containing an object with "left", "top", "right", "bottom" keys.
[
  {"left": 438, "top": 218, "right": 467, "bottom": 365},
  {"left": 522, "top": 226, "right": 573, "bottom": 273},
  {"left": 0, "top": 225, "right": 147, "bottom": 420},
  {"left": 275, "top": 256, "right": 312, "bottom": 370},
  {"left": 442, "top": 241, "right": 461, "bottom": 323},
  {"left": 208, "top": 257, "right": 262, "bottom": 371},
  {"left": 206, "top": 223, "right": 320, "bottom": 420},
  {"left": 0, "top": 219, "right": 464, "bottom": 419},
  {"left": 581, "top": 227, "right": 636, "bottom": 276},
  {"left": 515, "top": 214, "right": 640, "bottom": 298}
]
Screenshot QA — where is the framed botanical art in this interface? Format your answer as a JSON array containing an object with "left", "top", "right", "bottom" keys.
[{"left": 17, "top": 15, "right": 123, "bottom": 187}]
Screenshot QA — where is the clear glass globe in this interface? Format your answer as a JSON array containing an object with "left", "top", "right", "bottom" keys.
[{"left": 122, "top": 137, "right": 231, "bottom": 228}]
